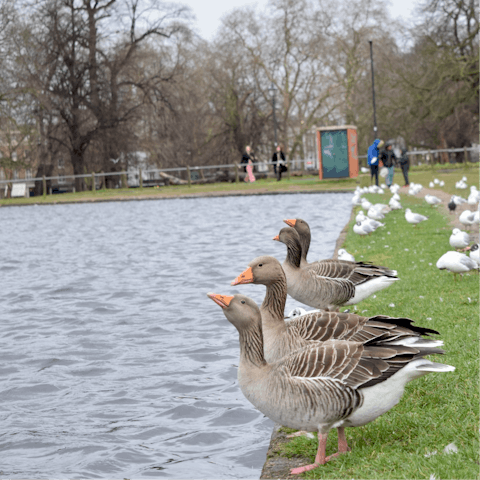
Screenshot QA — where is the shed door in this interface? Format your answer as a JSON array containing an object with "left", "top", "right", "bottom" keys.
[{"left": 321, "top": 130, "right": 349, "bottom": 178}]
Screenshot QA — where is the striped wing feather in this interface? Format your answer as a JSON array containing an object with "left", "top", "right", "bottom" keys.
[
  {"left": 281, "top": 342, "right": 445, "bottom": 390},
  {"left": 307, "top": 270, "right": 356, "bottom": 305}
]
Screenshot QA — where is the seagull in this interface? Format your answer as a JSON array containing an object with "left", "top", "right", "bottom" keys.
[
  {"left": 434, "top": 178, "right": 440, "bottom": 184},
  {"left": 439, "top": 180, "right": 445, "bottom": 187},
  {"left": 425, "top": 194, "right": 442, "bottom": 206},
  {"left": 459, "top": 210, "right": 475, "bottom": 229},
  {"left": 367, "top": 207, "right": 385, "bottom": 221},
  {"left": 361, "top": 199, "right": 372, "bottom": 210},
  {"left": 405, "top": 208, "right": 428, "bottom": 226},
  {"left": 360, "top": 167, "right": 370, "bottom": 173},
  {"left": 466, "top": 244, "right": 480, "bottom": 269},
  {"left": 337, "top": 248, "right": 355, "bottom": 262},
  {"left": 353, "top": 222, "right": 370, "bottom": 236},
  {"left": 389, "top": 198, "right": 402, "bottom": 210},
  {"left": 429, "top": 181, "right": 434, "bottom": 188},
  {"left": 449, "top": 228, "right": 470, "bottom": 250},
  {"left": 453, "top": 195, "right": 467, "bottom": 205},
  {"left": 437, "top": 251, "right": 477, "bottom": 280}
]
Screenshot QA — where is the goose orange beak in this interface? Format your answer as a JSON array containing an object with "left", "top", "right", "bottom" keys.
[
  {"left": 207, "top": 292, "right": 234, "bottom": 308},
  {"left": 284, "top": 219, "right": 296, "bottom": 227},
  {"left": 231, "top": 266, "right": 254, "bottom": 285},
  {"left": 273, "top": 234, "right": 280, "bottom": 241}
]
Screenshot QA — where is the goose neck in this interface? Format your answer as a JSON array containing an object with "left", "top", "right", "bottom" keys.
[
  {"left": 261, "top": 280, "right": 287, "bottom": 329},
  {"left": 238, "top": 325, "right": 267, "bottom": 368},
  {"left": 285, "top": 238, "right": 302, "bottom": 268}
]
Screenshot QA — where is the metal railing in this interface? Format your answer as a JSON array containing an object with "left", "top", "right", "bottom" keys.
[{"left": 0, "top": 146, "right": 477, "bottom": 198}]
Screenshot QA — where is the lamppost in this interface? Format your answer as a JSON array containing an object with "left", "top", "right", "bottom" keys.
[
  {"left": 368, "top": 40, "right": 378, "bottom": 140},
  {"left": 268, "top": 82, "right": 278, "bottom": 147}
]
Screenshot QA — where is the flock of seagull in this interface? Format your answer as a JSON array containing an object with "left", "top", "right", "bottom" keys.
[
  {"left": 350, "top": 177, "right": 480, "bottom": 280},
  {"left": 204, "top": 175, "right": 469, "bottom": 474}
]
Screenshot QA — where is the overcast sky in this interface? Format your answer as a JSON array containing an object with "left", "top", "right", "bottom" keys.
[{"left": 180, "top": 0, "right": 420, "bottom": 41}]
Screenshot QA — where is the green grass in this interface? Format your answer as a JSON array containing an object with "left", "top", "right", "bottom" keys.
[
  {"left": 0, "top": 174, "right": 359, "bottom": 206},
  {"left": 274, "top": 193, "right": 479, "bottom": 479},
  {"left": 1, "top": 163, "right": 477, "bottom": 206},
  {"left": 357, "top": 167, "right": 478, "bottom": 196}
]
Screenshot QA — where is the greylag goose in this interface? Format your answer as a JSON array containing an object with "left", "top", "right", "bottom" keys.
[
  {"left": 283, "top": 219, "right": 396, "bottom": 279},
  {"left": 207, "top": 292, "right": 454, "bottom": 474},
  {"left": 231, "top": 255, "right": 441, "bottom": 363},
  {"left": 274, "top": 227, "right": 398, "bottom": 309}
]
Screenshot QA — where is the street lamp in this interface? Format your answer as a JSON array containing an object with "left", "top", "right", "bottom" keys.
[
  {"left": 268, "top": 82, "right": 278, "bottom": 147},
  {"left": 368, "top": 40, "right": 378, "bottom": 140}
]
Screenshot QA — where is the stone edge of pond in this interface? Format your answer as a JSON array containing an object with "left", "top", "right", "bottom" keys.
[
  {"left": 0, "top": 188, "right": 355, "bottom": 207},
  {"left": 259, "top": 206, "right": 356, "bottom": 480}
]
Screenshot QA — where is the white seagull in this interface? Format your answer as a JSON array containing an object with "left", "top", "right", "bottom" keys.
[
  {"left": 337, "top": 248, "right": 355, "bottom": 262},
  {"left": 425, "top": 194, "right": 442, "bottom": 206},
  {"left": 405, "top": 208, "right": 428, "bottom": 226},
  {"left": 436, "top": 251, "right": 477, "bottom": 280},
  {"left": 353, "top": 222, "right": 370, "bottom": 236},
  {"left": 449, "top": 228, "right": 470, "bottom": 250},
  {"left": 466, "top": 244, "right": 480, "bottom": 268},
  {"left": 459, "top": 210, "right": 475, "bottom": 229}
]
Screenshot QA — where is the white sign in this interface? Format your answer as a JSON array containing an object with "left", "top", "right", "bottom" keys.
[{"left": 11, "top": 183, "right": 27, "bottom": 198}]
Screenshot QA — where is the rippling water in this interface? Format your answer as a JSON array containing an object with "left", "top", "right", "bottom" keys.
[{"left": 0, "top": 192, "right": 352, "bottom": 478}]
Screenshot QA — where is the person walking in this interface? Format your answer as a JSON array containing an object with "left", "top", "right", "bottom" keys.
[
  {"left": 241, "top": 146, "right": 256, "bottom": 183},
  {"left": 379, "top": 142, "right": 397, "bottom": 188},
  {"left": 367, "top": 139, "right": 384, "bottom": 186},
  {"left": 399, "top": 148, "right": 410, "bottom": 187},
  {"left": 271, "top": 144, "right": 287, "bottom": 181}
]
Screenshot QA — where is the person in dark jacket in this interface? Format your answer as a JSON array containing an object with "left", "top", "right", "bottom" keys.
[
  {"left": 399, "top": 148, "right": 410, "bottom": 186},
  {"left": 367, "top": 139, "right": 384, "bottom": 186},
  {"left": 241, "top": 146, "right": 255, "bottom": 173},
  {"left": 271, "top": 144, "right": 287, "bottom": 181},
  {"left": 379, "top": 143, "right": 397, "bottom": 188}
]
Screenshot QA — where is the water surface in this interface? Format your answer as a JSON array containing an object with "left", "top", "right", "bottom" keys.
[{"left": 0, "top": 192, "right": 352, "bottom": 478}]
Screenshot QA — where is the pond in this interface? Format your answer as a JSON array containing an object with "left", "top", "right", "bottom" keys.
[{"left": 0, "top": 192, "right": 352, "bottom": 478}]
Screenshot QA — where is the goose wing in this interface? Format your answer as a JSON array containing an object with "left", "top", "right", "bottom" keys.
[
  {"left": 280, "top": 341, "right": 444, "bottom": 390},
  {"left": 304, "top": 269, "right": 356, "bottom": 306}
]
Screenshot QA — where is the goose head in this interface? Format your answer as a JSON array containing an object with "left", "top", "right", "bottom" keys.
[
  {"left": 207, "top": 292, "right": 261, "bottom": 331},
  {"left": 283, "top": 217, "right": 310, "bottom": 237},
  {"left": 231, "top": 255, "right": 285, "bottom": 286}
]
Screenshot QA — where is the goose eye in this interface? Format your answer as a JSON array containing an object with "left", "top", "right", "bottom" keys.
[
  {"left": 258, "top": 263, "right": 263, "bottom": 267},
  {"left": 241, "top": 300, "right": 246, "bottom": 304}
]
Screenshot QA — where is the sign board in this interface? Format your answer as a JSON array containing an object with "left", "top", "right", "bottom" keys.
[{"left": 11, "top": 183, "right": 27, "bottom": 198}]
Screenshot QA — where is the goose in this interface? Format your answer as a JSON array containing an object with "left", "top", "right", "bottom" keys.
[
  {"left": 273, "top": 229, "right": 398, "bottom": 309},
  {"left": 459, "top": 210, "right": 475, "bottom": 229},
  {"left": 405, "top": 208, "right": 428, "bottom": 226},
  {"left": 230, "top": 255, "right": 440, "bottom": 363},
  {"left": 436, "top": 251, "right": 477, "bottom": 280},
  {"left": 208, "top": 292, "right": 454, "bottom": 474},
  {"left": 337, "top": 248, "right": 355, "bottom": 262},
  {"left": 449, "top": 228, "right": 470, "bottom": 250},
  {"left": 466, "top": 244, "right": 480, "bottom": 268},
  {"left": 425, "top": 194, "right": 441, "bottom": 206},
  {"left": 277, "top": 226, "right": 397, "bottom": 282}
]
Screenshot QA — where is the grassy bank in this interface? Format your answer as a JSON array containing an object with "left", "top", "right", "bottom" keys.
[
  {"left": 266, "top": 193, "right": 479, "bottom": 479},
  {"left": 0, "top": 164, "right": 477, "bottom": 206}
]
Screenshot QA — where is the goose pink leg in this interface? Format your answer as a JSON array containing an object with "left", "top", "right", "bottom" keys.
[
  {"left": 290, "top": 432, "right": 328, "bottom": 475},
  {"left": 290, "top": 428, "right": 351, "bottom": 475},
  {"left": 325, "top": 427, "right": 351, "bottom": 461}
]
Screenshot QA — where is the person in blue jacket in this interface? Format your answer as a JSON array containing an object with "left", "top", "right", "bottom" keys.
[{"left": 367, "top": 139, "right": 384, "bottom": 186}]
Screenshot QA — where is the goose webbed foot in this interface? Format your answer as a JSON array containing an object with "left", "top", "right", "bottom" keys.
[{"left": 290, "top": 432, "right": 328, "bottom": 475}]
